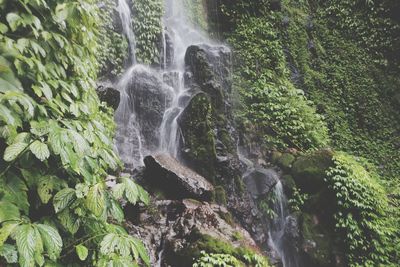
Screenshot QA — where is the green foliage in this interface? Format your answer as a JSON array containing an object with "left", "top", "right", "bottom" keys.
[
  {"left": 0, "top": 0, "right": 149, "bottom": 265},
  {"left": 97, "top": 0, "right": 129, "bottom": 77},
  {"left": 193, "top": 251, "right": 243, "bottom": 267},
  {"left": 132, "top": 0, "right": 163, "bottom": 64},
  {"left": 325, "top": 152, "right": 395, "bottom": 266},
  {"left": 229, "top": 16, "right": 329, "bottom": 150},
  {"left": 193, "top": 250, "right": 270, "bottom": 267}
]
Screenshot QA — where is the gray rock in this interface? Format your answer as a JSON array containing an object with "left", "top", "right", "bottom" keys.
[
  {"left": 243, "top": 168, "right": 279, "bottom": 198},
  {"left": 144, "top": 154, "right": 214, "bottom": 201},
  {"left": 125, "top": 68, "right": 173, "bottom": 150}
]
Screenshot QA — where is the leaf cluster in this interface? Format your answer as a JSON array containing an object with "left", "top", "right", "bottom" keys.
[{"left": 0, "top": 0, "right": 149, "bottom": 266}]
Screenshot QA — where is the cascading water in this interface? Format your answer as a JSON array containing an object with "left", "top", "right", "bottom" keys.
[
  {"left": 158, "top": 0, "right": 209, "bottom": 157},
  {"left": 238, "top": 145, "right": 299, "bottom": 267},
  {"left": 114, "top": 0, "right": 145, "bottom": 168},
  {"left": 268, "top": 181, "right": 299, "bottom": 267}
]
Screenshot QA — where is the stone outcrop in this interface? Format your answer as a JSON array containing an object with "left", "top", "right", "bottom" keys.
[
  {"left": 128, "top": 199, "right": 262, "bottom": 266},
  {"left": 243, "top": 168, "right": 279, "bottom": 199},
  {"left": 125, "top": 67, "right": 173, "bottom": 150},
  {"left": 144, "top": 154, "right": 214, "bottom": 201}
]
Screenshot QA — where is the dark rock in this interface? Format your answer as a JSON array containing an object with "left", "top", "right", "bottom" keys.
[
  {"left": 125, "top": 67, "right": 173, "bottom": 150},
  {"left": 282, "top": 174, "right": 296, "bottom": 197},
  {"left": 243, "top": 168, "right": 279, "bottom": 199},
  {"left": 144, "top": 154, "right": 214, "bottom": 201},
  {"left": 178, "top": 92, "right": 217, "bottom": 182},
  {"left": 292, "top": 149, "right": 334, "bottom": 194},
  {"left": 300, "top": 213, "right": 340, "bottom": 267},
  {"left": 96, "top": 85, "right": 120, "bottom": 109}
]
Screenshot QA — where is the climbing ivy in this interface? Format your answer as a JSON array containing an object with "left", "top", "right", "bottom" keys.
[
  {"left": 98, "top": 0, "right": 129, "bottom": 78},
  {"left": 0, "top": 0, "right": 149, "bottom": 265},
  {"left": 325, "top": 152, "right": 396, "bottom": 266},
  {"left": 132, "top": 0, "right": 163, "bottom": 64},
  {"left": 229, "top": 16, "right": 329, "bottom": 150}
]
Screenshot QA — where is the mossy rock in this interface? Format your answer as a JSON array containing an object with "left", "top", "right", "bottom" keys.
[
  {"left": 300, "top": 213, "right": 335, "bottom": 267},
  {"left": 165, "top": 232, "right": 270, "bottom": 266},
  {"left": 271, "top": 151, "right": 283, "bottom": 163},
  {"left": 178, "top": 92, "right": 217, "bottom": 183},
  {"left": 292, "top": 149, "right": 334, "bottom": 193},
  {"left": 277, "top": 153, "right": 296, "bottom": 170}
]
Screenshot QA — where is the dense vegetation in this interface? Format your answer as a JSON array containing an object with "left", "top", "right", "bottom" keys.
[
  {"left": 1, "top": 0, "right": 399, "bottom": 266},
  {"left": 0, "top": 0, "right": 149, "bottom": 266},
  {"left": 216, "top": 0, "right": 400, "bottom": 266}
]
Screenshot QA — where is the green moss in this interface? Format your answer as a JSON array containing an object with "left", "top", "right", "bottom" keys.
[
  {"left": 179, "top": 93, "right": 217, "bottom": 183},
  {"left": 277, "top": 153, "right": 296, "bottom": 170},
  {"left": 174, "top": 232, "right": 270, "bottom": 266},
  {"left": 213, "top": 186, "right": 227, "bottom": 205},
  {"left": 271, "top": 151, "right": 283, "bottom": 163},
  {"left": 292, "top": 149, "right": 334, "bottom": 193}
]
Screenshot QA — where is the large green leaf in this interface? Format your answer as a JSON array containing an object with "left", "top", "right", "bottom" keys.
[
  {"left": 3, "top": 142, "right": 28, "bottom": 162},
  {"left": 123, "top": 178, "right": 138, "bottom": 204},
  {"left": 57, "top": 210, "right": 80, "bottom": 235},
  {"left": 0, "top": 201, "right": 20, "bottom": 223},
  {"left": 85, "top": 183, "right": 105, "bottom": 217},
  {"left": 0, "top": 173, "right": 29, "bottom": 213},
  {"left": 37, "top": 176, "right": 65, "bottom": 204},
  {"left": 36, "top": 224, "right": 62, "bottom": 261},
  {"left": 15, "top": 224, "right": 37, "bottom": 267},
  {"left": 53, "top": 188, "right": 76, "bottom": 213},
  {"left": 30, "top": 140, "right": 50, "bottom": 161}
]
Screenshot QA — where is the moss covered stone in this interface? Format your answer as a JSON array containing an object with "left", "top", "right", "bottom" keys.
[
  {"left": 166, "top": 231, "right": 270, "bottom": 266},
  {"left": 292, "top": 149, "right": 334, "bottom": 193},
  {"left": 178, "top": 92, "right": 217, "bottom": 183},
  {"left": 277, "top": 153, "right": 296, "bottom": 170}
]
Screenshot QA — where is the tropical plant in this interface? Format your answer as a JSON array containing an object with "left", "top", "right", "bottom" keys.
[
  {"left": 325, "top": 152, "right": 395, "bottom": 266},
  {"left": 132, "top": 0, "right": 163, "bottom": 64},
  {"left": 0, "top": 0, "right": 149, "bottom": 265}
]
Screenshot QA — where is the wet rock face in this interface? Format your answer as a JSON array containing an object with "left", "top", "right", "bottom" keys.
[
  {"left": 144, "top": 154, "right": 214, "bottom": 201},
  {"left": 243, "top": 168, "right": 279, "bottom": 199},
  {"left": 185, "top": 44, "right": 232, "bottom": 109},
  {"left": 96, "top": 85, "right": 120, "bottom": 109},
  {"left": 127, "top": 199, "right": 258, "bottom": 266},
  {"left": 125, "top": 68, "right": 173, "bottom": 150}
]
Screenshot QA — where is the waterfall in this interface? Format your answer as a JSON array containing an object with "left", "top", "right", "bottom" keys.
[
  {"left": 158, "top": 0, "right": 209, "bottom": 157},
  {"left": 117, "top": 0, "right": 136, "bottom": 64},
  {"left": 238, "top": 146, "right": 299, "bottom": 267},
  {"left": 268, "top": 181, "right": 299, "bottom": 267}
]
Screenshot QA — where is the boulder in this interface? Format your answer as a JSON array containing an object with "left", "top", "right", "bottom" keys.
[
  {"left": 292, "top": 149, "right": 334, "bottom": 194},
  {"left": 243, "top": 168, "right": 279, "bottom": 199},
  {"left": 125, "top": 67, "right": 173, "bottom": 150},
  {"left": 127, "top": 199, "right": 263, "bottom": 266},
  {"left": 96, "top": 85, "right": 120, "bottom": 109},
  {"left": 144, "top": 154, "right": 214, "bottom": 201},
  {"left": 178, "top": 92, "right": 217, "bottom": 182}
]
